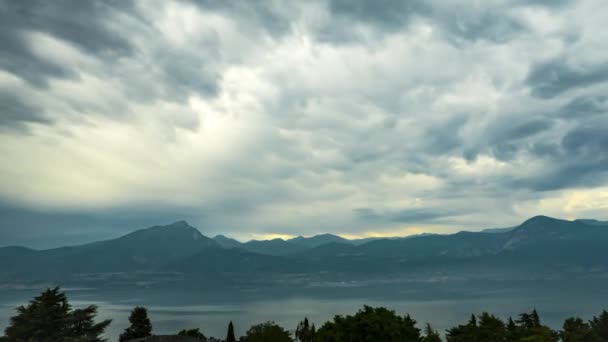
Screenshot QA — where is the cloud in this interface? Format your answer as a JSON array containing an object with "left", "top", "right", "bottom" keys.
[
  {"left": 526, "top": 58, "right": 608, "bottom": 98},
  {"left": 0, "top": 0, "right": 607, "bottom": 246}
]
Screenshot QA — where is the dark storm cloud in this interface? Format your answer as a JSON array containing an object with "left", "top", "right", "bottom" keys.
[
  {"left": 354, "top": 207, "right": 456, "bottom": 224},
  {"left": 510, "top": 121, "right": 608, "bottom": 191},
  {"left": 526, "top": 58, "right": 608, "bottom": 98},
  {"left": 558, "top": 95, "right": 608, "bottom": 118},
  {"left": 0, "top": 91, "right": 49, "bottom": 129},
  {"left": 0, "top": 0, "right": 134, "bottom": 86},
  {"left": 328, "top": 0, "right": 424, "bottom": 28},
  {"left": 320, "top": 0, "right": 524, "bottom": 44}
]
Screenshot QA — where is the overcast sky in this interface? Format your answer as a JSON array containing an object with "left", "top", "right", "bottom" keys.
[{"left": 1, "top": 0, "right": 607, "bottom": 248}]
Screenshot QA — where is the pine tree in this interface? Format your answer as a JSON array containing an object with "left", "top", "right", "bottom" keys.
[
  {"left": 506, "top": 317, "right": 519, "bottom": 341},
  {"left": 4, "top": 287, "right": 111, "bottom": 342},
  {"left": 560, "top": 317, "right": 592, "bottom": 342},
  {"left": 590, "top": 310, "right": 608, "bottom": 340},
  {"left": 531, "top": 309, "right": 541, "bottom": 328},
  {"left": 119, "top": 306, "right": 152, "bottom": 342},
  {"left": 226, "top": 321, "right": 236, "bottom": 342},
  {"left": 446, "top": 314, "right": 478, "bottom": 342},
  {"left": 296, "top": 317, "right": 314, "bottom": 342},
  {"left": 422, "top": 323, "right": 442, "bottom": 342}
]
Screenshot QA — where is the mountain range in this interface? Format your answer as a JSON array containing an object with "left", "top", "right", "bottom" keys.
[{"left": 1, "top": 216, "right": 607, "bottom": 288}]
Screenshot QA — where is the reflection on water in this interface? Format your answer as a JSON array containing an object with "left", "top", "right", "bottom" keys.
[{"left": 0, "top": 285, "right": 606, "bottom": 340}]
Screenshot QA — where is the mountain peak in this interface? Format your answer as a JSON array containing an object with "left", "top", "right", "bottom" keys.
[{"left": 167, "top": 220, "right": 191, "bottom": 229}]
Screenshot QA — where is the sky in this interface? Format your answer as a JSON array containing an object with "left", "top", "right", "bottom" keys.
[{"left": 1, "top": 0, "right": 607, "bottom": 248}]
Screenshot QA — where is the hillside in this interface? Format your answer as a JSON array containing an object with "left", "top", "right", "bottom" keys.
[{"left": 1, "top": 216, "right": 607, "bottom": 286}]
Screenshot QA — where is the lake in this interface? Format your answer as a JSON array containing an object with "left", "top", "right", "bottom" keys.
[{"left": 0, "top": 281, "right": 606, "bottom": 340}]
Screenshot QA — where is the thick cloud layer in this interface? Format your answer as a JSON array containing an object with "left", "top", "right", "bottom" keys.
[{"left": 1, "top": 0, "right": 607, "bottom": 247}]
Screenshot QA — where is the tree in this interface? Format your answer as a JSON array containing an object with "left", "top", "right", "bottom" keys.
[
  {"left": 119, "top": 306, "right": 152, "bottom": 342},
  {"left": 506, "top": 317, "right": 520, "bottom": 341},
  {"left": 446, "top": 314, "right": 478, "bottom": 342},
  {"left": 245, "top": 321, "right": 292, "bottom": 342},
  {"left": 422, "top": 323, "right": 442, "bottom": 342},
  {"left": 560, "top": 317, "right": 592, "bottom": 342},
  {"left": 477, "top": 312, "right": 506, "bottom": 342},
  {"left": 226, "top": 321, "right": 236, "bottom": 342},
  {"left": 315, "top": 306, "right": 421, "bottom": 342},
  {"left": 178, "top": 328, "right": 207, "bottom": 341},
  {"left": 296, "top": 317, "right": 314, "bottom": 342},
  {"left": 590, "top": 310, "right": 608, "bottom": 340},
  {"left": 515, "top": 310, "right": 558, "bottom": 342},
  {"left": 4, "top": 287, "right": 111, "bottom": 342}
]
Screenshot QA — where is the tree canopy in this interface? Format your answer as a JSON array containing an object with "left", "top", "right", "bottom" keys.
[
  {"left": 3, "top": 287, "right": 111, "bottom": 342},
  {"left": 315, "top": 305, "right": 421, "bottom": 342},
  {"left": 244, "top": 321, "right": 292, "bottom": 342},
  {"left": 178, "top": 328, "right": 208, "bottom": 341},
  {"left": 119, "top": 306, "right": 153, "bottom": 342}
]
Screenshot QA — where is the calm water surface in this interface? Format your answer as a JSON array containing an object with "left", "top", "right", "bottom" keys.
[{"left": 0, "top": 285, "right": 605, "bottom": 340}]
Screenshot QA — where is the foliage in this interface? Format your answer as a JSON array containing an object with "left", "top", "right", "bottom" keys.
[
  {"left": 422, "top": 323, "right": 442, "bottom": 342},
  {"left": 560, "top": 317, "right": 593, "bottom": 342},
  {"left": 446, "top": 314, "right": 479, "bottom": 342},
  {"left": 226, "top": 321, "right": 237, "bottom": 342},
  {"left": 295, "top": 317, "right": 315, "bottom": 342},
  {"left": 3, "top": 287, "right": 111, "bottom": 342},
  {"left": 590, "top": 310, "right": 608, "bottom": 340},
  {"left": 178, "top": 328, "right": 208, "bottom": 341},
  {"left": 244, "top": 321, "right": 292, "bottom": 342},
  {"left": 315, "top": 305, "right": 421, "bottom": 342},
  {"left": 447, "top": 310, "right": 559, "bottom": 342},
  {"left": 119, "top": 306, "right": 152, "bottom": 342}
]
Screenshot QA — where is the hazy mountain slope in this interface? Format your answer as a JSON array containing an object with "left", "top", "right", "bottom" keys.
[
  {"left": 2, "top": 216, "right": 608, "bottom": 284},
  {"left": 288, "top": 234, "right": 351, "bottom": 248},
  {"left": 575, "top": 219, "right": 608, "bottom": 226},
  {"left": 242, "top": 239, "right": 306, "bottom": 256},
  {"left": 0, "top": 221, "right": 219, "bottom": 275},
  {"left": 213, "top": 234, "right": 242, "bottom": 249}
]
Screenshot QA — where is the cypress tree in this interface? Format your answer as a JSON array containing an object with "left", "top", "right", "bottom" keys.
[{"left": 226, "top": 321, "right": 236, "bottom": 342}]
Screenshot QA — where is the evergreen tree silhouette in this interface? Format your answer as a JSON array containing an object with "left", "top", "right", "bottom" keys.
[
  {"left": 226, "top": 321, "right": 236, "bottom": 342},
  {"left": 119, "top": 306, "right": 152, "bottom": 342}
]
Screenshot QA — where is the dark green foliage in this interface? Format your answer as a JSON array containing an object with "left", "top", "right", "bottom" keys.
[
  {"left": 447, "top": 310, "right": 559, "bottom": 342},
  {"left": 422, "top": 323, "right": 442, "bottom": 342},
  {"left": 477, "top": 312, "right": 507, "bottom": 342},
  {"left": 560, "top": 317, "right": 593, "bottom": 342},
  {"left": 296, "top": 317, "right": 314, "bottom": 342},
  {"left": 3, "top": 287, "right": 111, "bottom": 342},
  {"left": 446, "top": 314, "right": 479, "bottom": 342},
  {"left": 590, "top": 310, "right": 608, "bottom": 340},
  {"left": 315, "top": 305, "right": 421, "bottom": 342},
  {"left": 178, "top": 328, "right": 207, "bottom": 341},
  {"left": 119, "top": 306, "right": 152, "bottom": 342},
  {"left": 515, "top": 309, "right": 558, "bottom": 342},
  {"left": 226, "top": 321, "right": 236, "bottom": 342},
  {"left": 506, "top": 317, "right": 519, "bottom": 341},
  {"left": 244, "top": 321, "right": 292, "bottom": 342}
]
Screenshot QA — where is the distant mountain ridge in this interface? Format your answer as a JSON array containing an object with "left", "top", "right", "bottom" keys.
[{"left": 1, "top": 215, "right": 607, "bottom": 285}]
